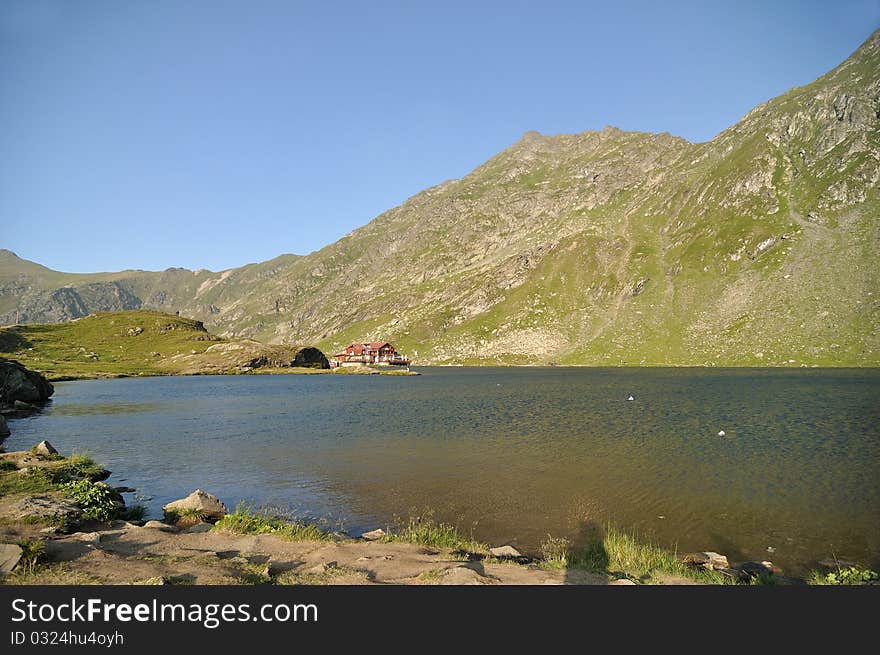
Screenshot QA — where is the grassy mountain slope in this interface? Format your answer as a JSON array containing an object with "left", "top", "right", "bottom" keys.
[{"left": 2, "top": 30, "right": 878, "bottom": 366}]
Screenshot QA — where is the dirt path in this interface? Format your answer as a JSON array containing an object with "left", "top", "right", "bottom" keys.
[{"left": 1, "top": 520, "right": 614, "bottom": 586}]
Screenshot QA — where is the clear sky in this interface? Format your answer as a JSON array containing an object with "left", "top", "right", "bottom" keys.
[{"left": 1, "top": 0, "right": 877, "bottom": 273}]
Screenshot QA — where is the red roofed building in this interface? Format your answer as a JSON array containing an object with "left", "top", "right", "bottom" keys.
[{"left": 331, "top": 342, "right": 411, "bottom": 367}]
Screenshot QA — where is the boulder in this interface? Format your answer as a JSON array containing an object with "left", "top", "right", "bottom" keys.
[
  {"left": 0, "top": 359, "right": 54, "bottom": 406},
  {"left": 32, "top": 440, "right": 58, "bottom": 457},
  {"left": 0, "top": 414, "right": 9, "bottom": 437},
  {"left": 0, "top": 543, "right": 23, "bottom": 575},
  {"left": 163, "top": 489, "right": 227, "bottom": 523},
  {"left": 13, "top": 400, "right": 39, "bottom": 412},
  {"left": 489, "top": 545, "right": 523, "bottom": 559},
  {"left": 683, "top": 551, "right": 730, "bottom": 571},
  {"left": 12, "top": 495, "right": 82, "bottom": 527},
  {"left": 360, "top": 528, "right": 386, "bottom": 541},
  {"left": 293, "top": 347, "right": 330, "bottom": 369}
]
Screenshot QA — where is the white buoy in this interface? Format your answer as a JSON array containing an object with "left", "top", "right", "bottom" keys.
[
  {"left": 718, "top": 430, "right": 726, "bottom": 437},
  {"left": 627, "top": 395, "right": 634, "bottom": 401}
]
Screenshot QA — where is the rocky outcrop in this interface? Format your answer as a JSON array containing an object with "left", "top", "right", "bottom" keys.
[
  {"left": 12, "top": 495, "right": 83, "bottom": 528},
  {"left": 0, "top": 358, "right": 54, "bottom": 406},
  {"left": 293, "top": 347, "right": 330, "bottom": 369}
]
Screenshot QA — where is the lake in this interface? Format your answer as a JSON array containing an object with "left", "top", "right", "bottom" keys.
[{"left": 4, "top": 367, "right": 878, "bottom": 575}]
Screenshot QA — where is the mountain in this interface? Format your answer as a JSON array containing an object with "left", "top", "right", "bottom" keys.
[{"left": 2, "top": 30, "right": 878, "bottom": 366}]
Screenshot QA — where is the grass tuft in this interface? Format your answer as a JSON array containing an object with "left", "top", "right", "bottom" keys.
[
  {"left": 382, "top": 516, "right": 489, "bottom": 554},
  {"left": 213, "top": 502, "right": 329, "bottom": 542}
]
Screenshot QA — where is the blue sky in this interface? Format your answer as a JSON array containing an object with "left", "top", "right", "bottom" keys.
[{"left": 1, "top": 0, "right": 877, "bottom": 273}]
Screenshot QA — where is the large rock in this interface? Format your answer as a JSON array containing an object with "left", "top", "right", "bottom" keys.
[
  {"left": 489, "top": 545, "right": 523, "bottom": 559},
  {"left": 163, "top": 489, "right": 227, "bottom": 523},
  {"left": 13, "top": 495, "right": 82, "bottom": 527},
  {"left": 0, "top": 544, "right": 23, "bottom": 575},
  {"left": 32, "top": 440, "right": 58, "bottom": 456},
  {"left": 293, "top": 347, "right": 330, "bottom": 369},
  {"left": 0, "top": 359, "right": 54, "bottom": 406}
]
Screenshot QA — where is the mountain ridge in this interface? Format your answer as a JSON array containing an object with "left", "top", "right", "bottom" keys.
[{"left": 3, "top": 30, "right": 878, "bottom": 366}]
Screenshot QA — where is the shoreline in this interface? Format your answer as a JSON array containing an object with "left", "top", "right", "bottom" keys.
[
  {"left": 33, "top": 363, "right": 879, "bottom": 384},
  {"left": 1, "top": 441, "right": 874, "bottom": 586}
]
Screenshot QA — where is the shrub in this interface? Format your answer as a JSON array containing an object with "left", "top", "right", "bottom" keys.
[
  {"left": 61, "top": 480, "right": 118, "bottom": 521},
  {"left": 15, "top": 539, "right": 46, "bottom": 574},
  {"left": 808, "top": 567, "right": 878, "bottom": 585}
]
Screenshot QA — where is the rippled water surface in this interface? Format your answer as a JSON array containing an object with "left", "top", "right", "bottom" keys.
[{"left": 5, "top": 368, "right": 878, "bottom": 574}]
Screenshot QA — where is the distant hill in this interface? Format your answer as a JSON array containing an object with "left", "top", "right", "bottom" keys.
[
  {"left": 2, "top": 30, "right": 878, "bottom": 366},
  {"left": 0, "top": 310, "right": 325, "bottom": 379}
]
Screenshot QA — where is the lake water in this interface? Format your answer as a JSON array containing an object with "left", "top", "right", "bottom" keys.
[{"left": 4, "top": 367, "right": 878, "bottom": 575}]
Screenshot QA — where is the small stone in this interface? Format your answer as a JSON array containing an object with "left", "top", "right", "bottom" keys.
[
  {"left": 33, "top": 440, "right": 58, "bottom": 456},
  {"left": 439, "top": 565, "right": 494, "bottom": 585},
  {"left": 306, "top": 561, "right": 338, "bottom": 575},
  {"left": 684, "top": 551, "right": 729, "bottom": 571},
  {"left": 0, "top": 544, "right": 23, "bottom": 574},
  {"left": 489, "top": 545, "right": 523, "bottom": 558},
  {"left": 717, "top": 430, "right": 726, "bottom": 437},
  {"left": 361, "top": 528, "right": 386, "bottom": 541},
  {"left": 143, "top": 520, "right": 179, "bottom": 532},
  {"left": 75, "top": 532, "right": 102, "bottom": 545},
  {"left": 183, "top": 522, "right": 213, "bottom": 534},
  {"left": 609, "top": 578, "right": 637, "bottom": 585}
]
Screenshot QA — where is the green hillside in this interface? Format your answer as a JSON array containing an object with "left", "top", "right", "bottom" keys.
[
  {"left": 0, "top": 310, "right": 323, "bottom": 379},
  {"left": 2, "top": 30, "right": 878, "bottom": 366}
]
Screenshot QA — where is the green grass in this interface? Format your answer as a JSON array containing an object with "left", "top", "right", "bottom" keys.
[
  {"left": 164, "top": 507, "right": 207, "bottom": 528},
  {"left": 119, "top": 505, "right": 146, "bottom": 521},
  {"left": 0, "top": 467, "right": 57, "bottom": 496},
  {"left": 541, "top": 526, "right": 729, "bottom": 584},
  {"left": 213, "top": 503, "right": 330, "bottom": 542},
  {"left": 381, "top": 516, "right": 489, "bottom": 554}
]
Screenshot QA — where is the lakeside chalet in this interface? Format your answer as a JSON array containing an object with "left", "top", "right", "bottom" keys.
[{"left": 330, "top": 342, "right": 411, "bottom": 368}]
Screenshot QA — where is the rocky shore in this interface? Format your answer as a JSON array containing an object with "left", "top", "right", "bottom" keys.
[{"left": 2, "top": 439, "right": 851, "bottom": 586}]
